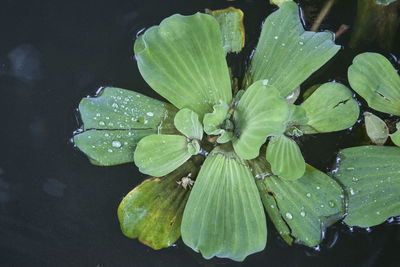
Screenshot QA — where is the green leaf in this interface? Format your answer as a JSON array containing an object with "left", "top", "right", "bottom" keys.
[
  {"left": 174, "top": 108, "right": 203, "bottom": 140},
  {"left": 390, "top": 122, "right": 400, "bottom": 147},
  {"left": 266, "top": 135, "right": 305, "bottom": 180},
  {"left": 258, "top": 164, "right": 344, "bottom": 247},
  {"left": 286, "top": 86, "right": 300, "bottom": 104},
  {"left": 285, "top": 104, "right": 309, "bottom": 134},
  {"left": 247, "top": 1, "right": 340, "bottom": 97},
  {"left": 364, "top": 112, "right": 389, "bottom": 145},
  {"left": 78, "top": 87, "right": 177, "bottom": 131},
  {"left": 207, "top": 7, "right": 245, "bottom": 54},
  {"left": 248, "top": 153, "right": 292, "bottom": 244},
  {"left": 74, "top": 129, "right": 154, "bottom": 166},
  {"left": 74, "top": 87, "right": 177, "bottom": 166},
  {"left": 203, "top": 101, "right": 230, "bottom": 135},
  {"left": 134, "top": 13, "right": 232, "bottom": 117},
  {"left": 270, "top": 0, "right": 293, "bottom": 7},
  {"left": 232, "top": 80, "right": 289, "bottom": 160},
  {"left": 334, "top": 146, "right": 400, "bottom": 227},
  {"left": 348, "top": 52, "right": 400, "bottom": 115},
  {"left": 300, "top": 82, "right": 360, "bottom": 134},
  {"left": 118, "top": 160, "right": 198, "bottom": 249},
  {"left": 181, "top": 146, "right": 267, "bottom": 262},
  {"left": 134, "top": 135, "right": 198, "bottom": 177}
]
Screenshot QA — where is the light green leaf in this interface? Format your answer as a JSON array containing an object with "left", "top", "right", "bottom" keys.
[
  {"left": 181, "top": 146, "right": 267, "bottom": 262},
  {"left": 74, "top": 129, "right": 154, "bottom": 166},
  {"left": 390, "top": 122, "right": 400, "bottom": 147},
  {"left": 118, "top": 160, "right": 198, "bottom": 249},
  {"left": 364, "top": 112, "right": 389, "bottom": 145},
  {"left": 258, "top": 164, "right": 344, "bottom": 247},
  {"left": 285, "top": 104, "right": 309, "bottom": 134},
  {"left": 300, "top": 82, "right": 360, "bottom": 134},
  {"left": 348, "top": 52, "right": 400, "bottom": 115},
  {"left": 335, "top": 146, "right": 400, "bottom": 227},
  {"left": 248, "top": 1, "right": 340, "bottom": 97},
  {"left": 74, "top": 87, "right": 177, "bottom": 166},
  {"left": 174, "top": 108, "right": 203, "bottom": 140},
  {"left": 207, "top": 7, "right": 245, "bottom": 54},
  {"left": 78, "top": 87, "right": 177, "bottom": 131},
  {"left": 203, "top": 101, "right": 230, "bottom": 135},
  {"left": 266, "top": 135, "right": 305, "bottom": 180},
  {"left": 286, "top": 86, "right": 300, "bottom": 104},
  {"left": 248, "top": 153, "right": 292, "bottom": 244},
  {"left": 232, "top": 80, "right": 289, "bottom": 160},
  {"left": 134, "top": 13, "right": 232, "bottom": 117},
  {"left": 270, "top": 0, "right": 293, "bottom": 7},
  {"left": 134, "top": 135, "right": 198, "bottom": 177}
]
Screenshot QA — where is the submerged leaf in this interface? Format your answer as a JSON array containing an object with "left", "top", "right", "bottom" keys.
[
  {"left": 300, "top": 82, "right": 359, "bottom": 133},
  {"left": 232, "top": 80, "right": 289, "bottom": 160},
  {"left": 181, "top": 146, "right": 266, "bottom": 262},
  {"left": 134, "top": 135, "right": 198, "bottom": 177},
  {"left": 74, "top": 87, "right": 177, "bottom": 166},
  {"left": 135, "top": 13, "right": 232, "bottom": 117},
  {"left": 335, "top": 146, "right": 400, "bottom": 227},
  {"left": 174, "top": 108, "right": 203, "bottom": 140},
  {"left": 348, "top": 52, "right": 400, "bottom": 115},
  {"left": 118, "top": 160, "right": 198, "bottom": 249},
  {"left": 257, "top": 164, "right": 344, "bottom": 247},
  {"left": 207, "top": 7, "right": 245, "bottom": 54},
  {"left": 266, "top": 135, "right": 305, "bottom": 180},
  {"left": 364, "top": 112, "right": 389, "bottom": 145},
  {"left": 248, "top": 1, "right": 340, "bottom": 97}
]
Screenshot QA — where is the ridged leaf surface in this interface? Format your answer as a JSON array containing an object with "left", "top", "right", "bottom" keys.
[
  {"left": 334, "top": 146, "right": 400, "bottom": 227},
  {"left": 348, "top": 52, "right": 400, "bottom": 115},
  {"left": 134, "top": 13, "right": 232, "bottom": 117},
  {"left": 181, "top": 147, "right": 266, "bottom": 261},
  {"left": 248, "top": 1, "right": 340, "bottom": 97}
]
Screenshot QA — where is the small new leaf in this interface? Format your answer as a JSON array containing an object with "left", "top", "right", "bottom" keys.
[{"left": 174, "top": 108, "right": 203, "bottom": 140}]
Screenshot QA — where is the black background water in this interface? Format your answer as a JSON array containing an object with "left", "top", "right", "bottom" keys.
[{"left": 1, "top": 0, "right": 399, "bottom": 266}]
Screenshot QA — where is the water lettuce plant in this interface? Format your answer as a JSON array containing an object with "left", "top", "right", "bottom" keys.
[
  {"left": 331, "top": 52, "right": 400, "bottom": 228},
  {"left": 73, "top": 1, "right": 362, "bottom": 262}
]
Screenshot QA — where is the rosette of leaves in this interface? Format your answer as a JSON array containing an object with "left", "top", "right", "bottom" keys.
[
  {"left": 332, "top": 52, "right": 400, "bottom": 228},
  {"left": 74, "top": 1, "right": 359, "bottom": 261}
]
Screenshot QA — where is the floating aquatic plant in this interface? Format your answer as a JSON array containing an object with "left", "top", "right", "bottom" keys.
[
  {"left": 74, "top": 1, "right": 362, "bottom": 261},
  {"left": 331, "top": 52, "right": 400, "bottom": 228}
]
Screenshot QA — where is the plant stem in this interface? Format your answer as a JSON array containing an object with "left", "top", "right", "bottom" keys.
[{"left": 311, "top": 0, "right": 336, "bottom": 32}]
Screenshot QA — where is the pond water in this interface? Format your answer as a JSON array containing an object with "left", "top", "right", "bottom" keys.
[{"left": 1, "top": 0, "right": 399, "bottom": 266}]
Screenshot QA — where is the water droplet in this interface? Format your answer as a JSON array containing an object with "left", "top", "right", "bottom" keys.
[
  {"left": 146, "top": 112, "right": 154, "bottom": 117},
  {"left": 112, "top": 141, "right": 121, "bottom": 148},
  {"left": 107, "top": 149, "right": 113, "bottom": 153},
  {"left": 352, "top": 177, "right": 359, "bottom": 182},
  {"left": 112, "top": 103, "right": 119, "bottom": 108},
  {"left": 270, "top": 205, "right": 274, "bottom": 209},
  {"left": 350, "top": 188, "right": 355, "bottom": 195},
  {"left": 144, "top": 120, "right": 148, "bottom": 124},
  {"left": 281, "top": 43, "right": 286, "bottom": 46},
  {"left": 306, "top": 193, "right": 311, "bottom": 198},
  {"left": 299, "top": 41, "right": 304, "bottom": 45},
  {"left": 376, "top": 211, "right": 381, "bottom": 215},
  {"left": 96, "top": 113, "right": 100, "bottom": 117},
  {"left": 104, "top": 133, "right": 109, "bottom": 137},
  {"left": 300, "top": 211, "right": 306, "bottom": 217},
  {"left": 329, "top": 201, "right": 335, "bottom": 208},
  {"left": 99, "top": 121, "right": 105, "bottom": 126},
  {"left": 285, "top": 212, "right": 293, "bottom": 219},
  {"left": 316, "top": 186, "right": 320, "bottom": 190},
  {"left": 274, "top": 36, "right": 278, "bottom": 40}
]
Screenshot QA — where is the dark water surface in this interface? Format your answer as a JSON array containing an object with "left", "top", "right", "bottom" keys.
[{"left": 1, "top": 0, "right": 399, "bottom": 266}]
